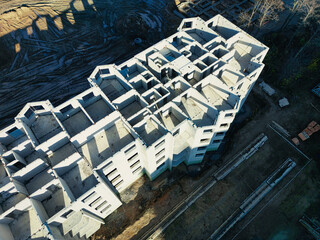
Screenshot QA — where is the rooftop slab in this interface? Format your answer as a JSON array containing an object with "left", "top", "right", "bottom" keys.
[
  {"left": 62, "top": 110, "right": 92, "bottom": 137},
  {"left": 170, "top": 35, "right": 193, "bottom": 51},
  {"left": 1, "top": 192, "right": 27, "bottom": 212},
  {"left": 186, "top": 29, "right": 217, "bottom": 45},
  {"left": 25, "top": 150, "right": 44, "bottom": 165},
  {"left": 201, "top": 85, "right": 233, "bottom": 110},
  {"left": 80, "top": 121, "right": 134, "bottom": 168},
  {"left": 120, "top": 62, "right": 147, "bottom": 80},
  {"left": 179, "top": 96, "right": 213, "bottom": 127},
  {"left": 119, "top": 100, "right": 143, "bottom": 119},
  {"left": 30, "top": 114, "right": 62, "bottom": 144},
  {"left": 42, "top": 186, "right": 71, "bottom": 217},
  {"left": 61, "top": 160, "right": 98, "bottom": 198},
  {"left": 137, "top": 119, "right": 165, "bottom": 146},
  {"left": 220, "top": 69, "right": 244, "bottom": 87},
  {"left": 158, "top": 111, "right": 184, "bottom": 131},
  {"left": 26, "top": 169, "right": 55, "bottom": 194},
  {"left": 48, "top": 143, "right": 77, "bottom": 167},
  {"left": 230, "top": 42, "right": 254, "bottom": 72},
  {"left": 121, "top": 67, "right": 142, "bottom": 80},
  {"left": 10, "top": 207, "right": 45, "bottom": 240},
  {"left": 84, "top": 99, "right": 113, "bottom": 122},
  {"left": 100, "top": 78, "right": 129, "bottom": 101}
]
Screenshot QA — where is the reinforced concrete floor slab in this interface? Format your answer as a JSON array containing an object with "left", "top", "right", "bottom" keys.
[
  {"left": 180, "top": 97, "right": 213, "bottom": 127},
  {"left": 48, "top": 142, "right": 77, "bottom": 167},
  {"left": 30, "top": 114, "right": 62, "bottom": 143},
  {"left": 201, "top": 85, "right": 233, "bottom": 111},
  {"left": 10, "top": 207, "right": 45, "bottom": 240},
  {"left": 62, "top": 110, "right": 92, "bottom": 137},
  {"left": 100, "top": 78, "right": 128, "bottom": 102},
  {"left": 42, "top": 187, "right": 71, "bottom": 217},
  {"left": 61, "top": 160, "right": 98, "bottom": 198},
  {"left": 1, "top": 192, "right": 27, "bottom": 212},
  {"left": 138, "top": 119, "right": 164, "bottom": 146},
  {"left": 26, "top": 170, "right": 55, "bottom": 194},
  {"left": 80, "top": 121, "right": 134, "bottom": 168},
  {"left": 119, "top": 101, "right": 143, "bottom": 119},
  {"left": 159, "top": 112, "right": 183, "bottom": 131},
  {"left": 84, "top": 99, "right": 113, "bottom": 122}
]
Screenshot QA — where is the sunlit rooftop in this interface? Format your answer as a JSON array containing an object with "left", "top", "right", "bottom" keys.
[
  {"left": 61, "top": 159, "right": 98, "bottom": 198},
  {"left": 135, "top": 119, "right": 166, "bottom": 146},
  {"left": 200, "top": 84, "right": 234, "bottom": 111},
  {"left": 179, "top": 96, "right": 214, "bottom": 127},
  {"left": 30, "top": 114, "right": 62, "bottom": 144},
  {"left": 9, "top": 207, "right": 46, "bottom": 240},
  {"left": 61, "top": 110, "right": 92, "bottom": 137},
  {"left": 48, "top": 142, "right": 78, "bottom": 167},
  {"left": 79, "top": 121, "right": 135, "bottom": 168}
]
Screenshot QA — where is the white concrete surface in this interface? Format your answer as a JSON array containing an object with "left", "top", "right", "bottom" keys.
[{"left": 0, "top": 15, "right": 268, "bottom": 239}]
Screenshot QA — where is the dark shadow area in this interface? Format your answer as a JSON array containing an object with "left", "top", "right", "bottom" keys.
[{"left": 0, "top": 0, "right": 180, "bottom": 129}]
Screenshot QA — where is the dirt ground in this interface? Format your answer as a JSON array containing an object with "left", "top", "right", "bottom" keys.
[
  {"left": 0, "top": 0, "right": 181, "bottom": 128},
  {"left": 160, "top": 128, "right": 319, "bottom": 240},
  {"left": 91, "top": 79, "right": 320, "bottom": 240},
  {"left": 91, "top": 74, "right": 320, "bottom": 240},
  {"left": 1, "top": 1, "right": 319, "bottom": 240},
  {"left": 155, "top": 74, "right": 320, "bottom": 239}
]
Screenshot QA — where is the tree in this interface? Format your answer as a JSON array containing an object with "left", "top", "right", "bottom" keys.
[
  {"left": 238, "top": 0, "right": 262, "bottom": 28},
  {"left": 282, "top": 0, "right": 320, "bottom": 29},
  {"left": 294, "top": 25, "right": 320, "bottom": 59},
  {"left": 301, "top": 0, "right": 320, "bottom": 24},
  {"left": 257, "top": 0, "right": 285, "bottom": 27},
  {"left": 237, "top": 0, "right": 284, "bottom": 28}
]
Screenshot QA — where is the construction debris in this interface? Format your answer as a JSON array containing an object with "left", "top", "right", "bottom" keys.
[
  {"left": 214, "top": 133, "right": 268, "bottom": 180},
  {"left": 299, "top": 215, "right": 320, "bottom": 239},
  {"left": 292, "top": 137, "right": 300, "bottom": 146},
  {"left": 296, "top": 121, "right": 320, "bottom": 142},
  {"left": 209, "top": 158, "right": 296, "bottom": 240},
  {"left": 259, "top": 81, "right": 275, "bottom": 96},
  {"left": 279, "top": 97, "right": 289, "bottom": 108}
]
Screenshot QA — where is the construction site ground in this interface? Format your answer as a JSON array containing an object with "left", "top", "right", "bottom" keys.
[
  {"left": 0, "top": 0, "right": 181, "bottom": 128},
  {"left": 1, "top": 0, "right": 320, "bottom": 240},
  {"left": 92, "top": 77, "right": 320, "bottom": 240}
]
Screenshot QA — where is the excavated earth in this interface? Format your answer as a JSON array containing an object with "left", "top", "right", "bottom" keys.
[{"left": 0, "top": 0, "right": 180, "bottom": 128}]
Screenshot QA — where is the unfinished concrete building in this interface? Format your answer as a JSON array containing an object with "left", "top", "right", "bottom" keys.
[{"left": 0, "top": 15, "right": 268, "bottom": 239}]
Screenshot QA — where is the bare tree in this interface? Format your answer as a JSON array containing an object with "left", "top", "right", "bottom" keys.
[
  {"left": 294, "top": 2, "right": 320, "bottom": 59},
  {"left": 301, "top": 0, "right": 320, "bottom": 24},
  {"left": 237, "top": 0, "right": 262, "bottom": 28},
  {"left": 282, "top": 0, "right": 320, "bottom": 55},
  {"left": 237, "top": 0, "right": 285, "bottom": 28},
  {"left": 258, "top": 0, "right": 285, "bottom": 27},
  {"left": 282, "top": 0, "right": 320, "bottom": 28},
  {"left": 281, "top": 0, "right": 307, "bottom": 29},
  {"left": 238, "top": 11, "right": 251, "bottom": 27}
]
